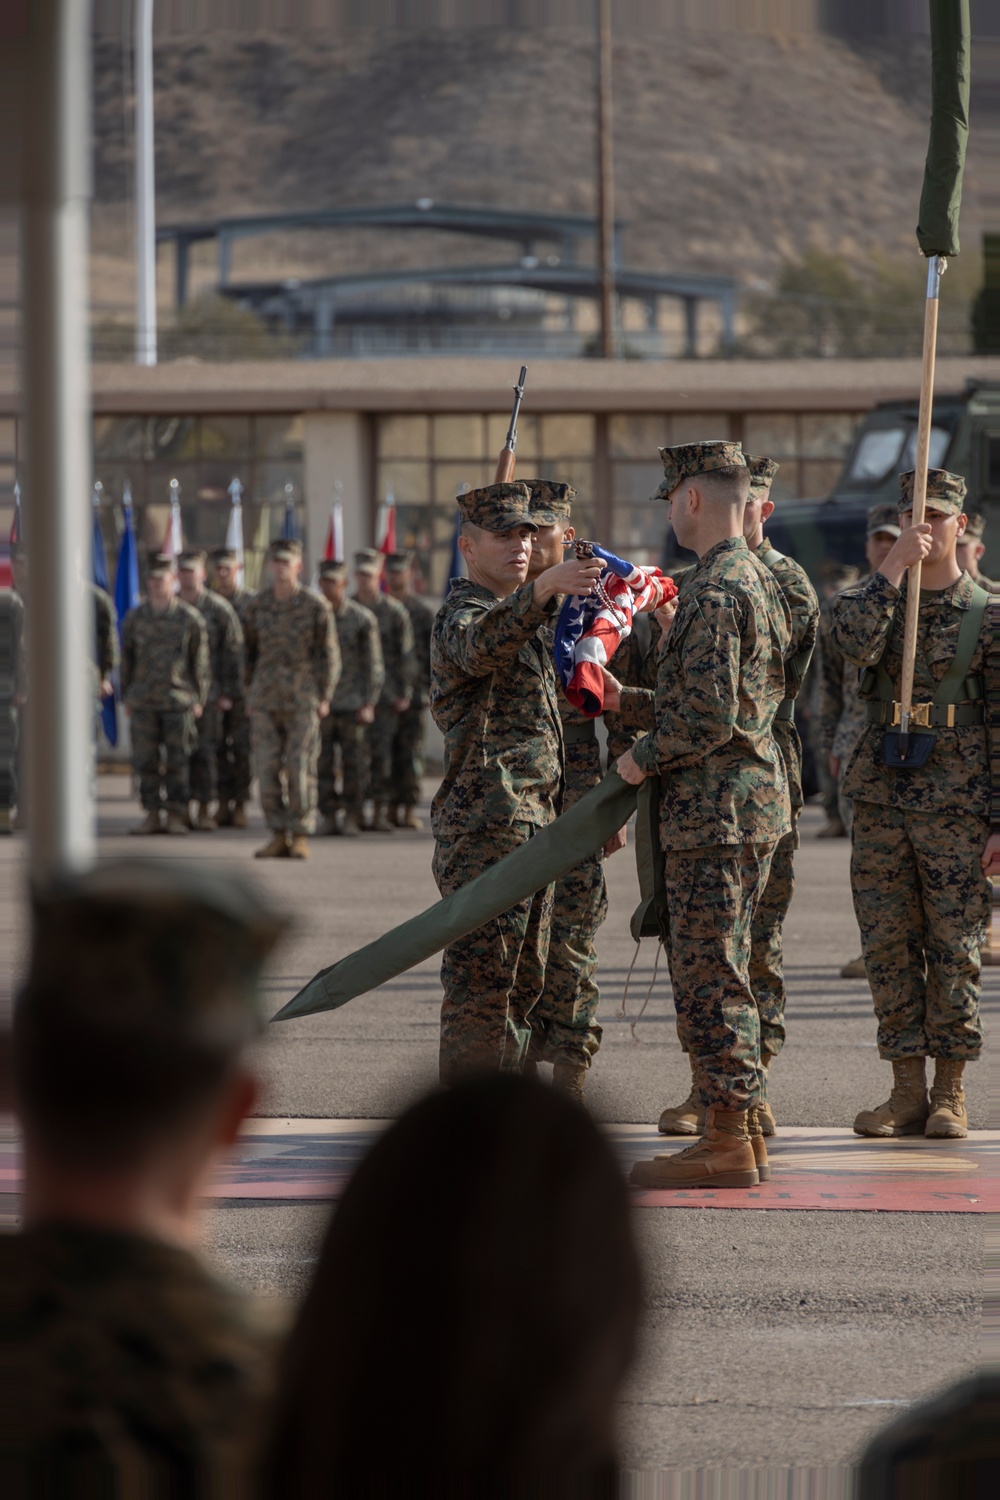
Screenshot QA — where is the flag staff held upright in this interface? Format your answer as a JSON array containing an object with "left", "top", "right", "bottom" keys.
[{"left": 885, "top": 0, "right": 970, "bottom": 766}]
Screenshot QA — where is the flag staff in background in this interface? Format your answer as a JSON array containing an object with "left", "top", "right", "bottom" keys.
[
  {"left": 281, "top": 482, "right": 298, "bottom": 542},
  {"left": 114, "top": 480, "right": 141, "bottom": 633},
  {"left": 163, "top": 477, "right": 184, "bottom": 561},
  {"left": 888, "top": 0, "right": 971, "bottom": 765},
  {"left": 226, "top": 477, "right": 246, "bottom": 585},
  {"left": 324, "top": 481, "right": 345, "bottom": 563}
]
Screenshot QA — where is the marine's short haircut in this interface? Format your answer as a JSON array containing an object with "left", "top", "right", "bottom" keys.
[
  {"left": 694, "top": 466, "right": 752, "bottom": 505},
  {"left": 13, "top": 862, "right": 285, "bottom": 1168}
]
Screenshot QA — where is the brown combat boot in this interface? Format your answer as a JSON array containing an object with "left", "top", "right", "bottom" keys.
[
  {"left": 816, "top": 815, "right": 846, "bottom": 839},
  {"left": 757, "top": 1050, "right": 777, "bottom": 1135},
  {"left": 230, "top": 803, "right": 248, "bottom": 830},
  {"left": 288, "top": 834, "right": 310, "bottom": 860},
  {"left": 926, "top": 1060, "right": 968, "bottom": 1138},
  {"left": 372, "top": 804, "right": 394, "bottom": 832},
  {"left": 840, "top": 954, "right": 867, "bottom": 979},
  {"left": 164, "top": 811, "right": 190, "bottom": 835},
  {"left": 657, "top": 1054, "right": 705, "bottom": 1136},
  {"left": 255, "top": 831, "right": 290, "bottom": 859},
  {"left": 746, "top": 1106, "right": 771, "bottom": 1183},
  {"left": 130, "top": 809, "right": 162, "bottom": 836},
  {"left": 215, "top": 802, "right": 233, "bottom": 828},
  {"left": 631, "top": 1107, "right": 759, "bottom": 1190},
  {"left": 401, "top": 806, "right": 423, "bottom": 830},
  {"left": 388, "top": 804, "right": 402, "bottom": 826},
  {"left": 853, "top": 1057, "right": 928, "bottom": 1137},
  {"left": 195, "top": 802, "right": 218, "bottom": 831},
  {"left": 553, "top": 1060, "right": 587, "bottom": 1102}
]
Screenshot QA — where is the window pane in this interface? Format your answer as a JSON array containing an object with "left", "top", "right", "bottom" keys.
[
  {"left": 743, "top": 414, "right": 797, "bottom": 457},
  {"left": 150, "top": 416, "right": 200, "bottom": 461},
  {"left": 609, "top": 414, "right": 666, "bottom": 459},
  {"left": 799, "top": 413, "right": 857, "bottom": 459},
  {"left": 199, "top": 416, "right": 251, "bottom": 460},
  {"left": 377, "top": 461, "right": 430, "bottom": 508},
  {"left": 0, "top": 418, "right": 16, "bottom": 460},
  {"left": 93, "top": 415, "right": 152, "bottom": 462},
  {"left": 539, "top": 414, "right": 594, "bottom": 459},
  {"left": 254, "top": 415, "right": 305, "bottom": 460},
  {"left": 800, "top": 460, "right": 842, "bottom": 499},
  {"left": 394, "top": 505, "right": 433, "bottom": 555},
  {"left": 378, "top": 415, "right": 430, "bottom": 460},
  {"left": 612, "top": 460, "right": 663, "bottom": 508},
  {"left": 196, "top": 463, "right": 250, "bottom": 508},
  {"left": 434, "top": 461, "right": 491, "bottom": 507},
  {"left": 670, "top": 412, "right": 728, "bottom": 445},
  {"left": 484, "top": 412, "right": 540, "bottom": 463},
  {"left": 255, "top": 463, "right": 304, "bottom": 509},
  {"left": 613, "top": 505, "right": 669, "bottom": 567},
  {"left": 433, "top": 415, "right": 486, "bottom": 461}
]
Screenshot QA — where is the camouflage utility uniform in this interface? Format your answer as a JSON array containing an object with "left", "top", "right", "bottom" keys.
[
  {"left": 392, "top": 591, "right": 435, "bottom": 810},
  {"left": 749, "top": 538, "right": 819, "bottom": 1061},
  {"left": 431, "top": 550, "right": 562, "bottom": 1079},
  {"left": 188, "top": 588, "right": 243, "bottom": 810},
  {"left": 817, "top": 593, "right": 867, "bottom": 832},
  {"left": 620, "top": 536, "right": 791, "bottom": 1109},
  {"left": 361, "top": 592, "right": 414, "bottom": 808},
  {"left": 212, "top": 584, "right": 256, "bottom": 811},
  {"left": 3, "top": 1224, "right": 277, "bottom": 1492},
  {"left": 92, "top": 583, "right": 119, "bottom": 697},
  {"left": 122, "top": 600, "right": 209, "bottom": 818},
  {"left": 319, "top": 598, "right": 384, "bottom": 821},
  {"left": 243, "top": 587, "right": 339, "bottom": 836},
  {"left": 831, "top": 569, "right": 989, "bottom": 1062}
]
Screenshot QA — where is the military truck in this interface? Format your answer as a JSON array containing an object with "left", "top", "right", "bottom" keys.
[{"left": 662, "top": 380, "right": 1000, "bottom": 582}]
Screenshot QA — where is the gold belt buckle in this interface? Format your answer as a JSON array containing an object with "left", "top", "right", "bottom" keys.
[{"left": 910, "top": 702, "right": 933, "bottom": 729}]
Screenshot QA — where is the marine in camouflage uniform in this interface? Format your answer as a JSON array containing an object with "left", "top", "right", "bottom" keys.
[
  {"left": 178, "top": 549, "right": 243, "bottom": 830},
  {"left": 209, "top": 546, "right": 257, "bottom": 825},
  {"left": 243, "top": 538, "right": 340, "bottom": 858},
  {"left": 831, "top": 469, "right": 990, "bottom": 1139},
  {"left": 431, "top": 482, "right": 603, "bottom": 1080},
  {"left": 7, "top": 860, "right": 285, "bottom": 1493},
  {"left": 352, "top": 548, "right": 415, "bottom": 832},
  {"left": 956, "top": 511, "right": 1000, "bottom": 594},
  {"left": 316, "top": 559, "right": 385, "bottom": 834},
  {"left": 91, "top": 580, "right": 119, "bottom": 699},
  {"left": 384, "top": 550, "right": 435, "bottom": 827},
  {"left": 121, "top": 555, "right": 210, "bottom": 835},
  {"left": 618, "top": 443, "right": 791, "bottom": 1191}
]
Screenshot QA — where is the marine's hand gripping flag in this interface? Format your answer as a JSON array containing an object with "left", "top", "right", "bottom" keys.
[{"left": 555, "top": 541, "right": 676, "bottom": 717}]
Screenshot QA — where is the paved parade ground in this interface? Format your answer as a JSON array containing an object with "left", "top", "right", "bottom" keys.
[{"left": 2, "top": 772, "right": 996, "bottom": 1483}]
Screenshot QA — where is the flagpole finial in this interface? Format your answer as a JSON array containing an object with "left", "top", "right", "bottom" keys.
[
  {"left": 93, "top": 480, "right": 103, "bottom": 506},
  {"left": 123, "top": 478, "right": 133, "bottom": 508},
  {"left": 169, "top": 477, "right": 180, "bottom": 502},
  {"left": 285, "top": 481, "right": 293, "bottom": 499},
  {"left": 229, "top": 476, "right": 243, "bottom": 504}
]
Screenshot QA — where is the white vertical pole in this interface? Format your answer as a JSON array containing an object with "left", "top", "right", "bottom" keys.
[
  {"left": 22, "top": 0, "right": 95, "bottom": 876},
  {"left": 134, "top": 0, "right": 157, "bottom": 366}
]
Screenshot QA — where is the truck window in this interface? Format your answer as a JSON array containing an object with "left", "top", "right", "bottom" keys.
[{"left": 847, "top": 425, "right": 950, "bottom": 484}]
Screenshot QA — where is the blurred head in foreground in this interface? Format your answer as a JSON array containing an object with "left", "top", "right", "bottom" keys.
[
  {"left": 265, "top": 1074, "right": 642, "bottom": 1498},
  {"left": 858, "top": 1369, "right": 1000, "bottom": 1498}
]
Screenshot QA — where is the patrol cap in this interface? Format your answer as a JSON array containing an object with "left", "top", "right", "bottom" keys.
[
  {"left": 654, "top": 440, "right": 747, "bottom": 500},
  {"left": 526, "top": 480, "right": 576, "bottom": 525},
  {"left": 458, "top": 481, "right": 537, "bottom": 534},
  {"left": 147, "top": 552, "right": 175, "bottom": 577},
  {"left": 267, "top": 537, "right": 303, "bottom": 562},
  {"left": 383, "top": 551, "right": 413, "bottom": 574},
  {"left": 210, "top": 546, "right": 239, "bottom": 566},
  {"left": 318, "top": 558, "right": 348, "bottom": 580},
  {"left": 746, "top": 455, "right": 780, "bottom": 493},
  {"left": 354, "top": 547, "right": 383, "bottom": 574},
  {"left": 867, "top": 503, "right": 901, "bottom": 539},
  {"left": 178, "top": 548, "right": 207, "bottom": 569},
  {"left": 898, "top": 468, "right": 967, "bottom": 515},
  {"left": 963, "top": 512, "right": 986, "bottom": 540}
]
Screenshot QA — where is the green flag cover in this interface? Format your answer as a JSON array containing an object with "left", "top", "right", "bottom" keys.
[
  {"left": 272, "top": 770, "right": 639, "bottom": 1022},
  {"left": 916, "top": 0, "right": 971, "bottom": 258}
]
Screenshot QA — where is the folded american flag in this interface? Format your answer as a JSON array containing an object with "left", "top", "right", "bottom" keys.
[{"left": 554, "top": 542, "right": 677, "bottom": 717}]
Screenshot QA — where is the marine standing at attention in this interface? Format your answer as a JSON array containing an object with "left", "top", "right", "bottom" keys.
[
  {"left": 209, "top": 546, "right": 256, "bottom": 828},
  {"left": 121, "top": 554, "right": 209, "bottom": 836},
  {"left": 315, "top": 559, "right": 384, "bottom": 837},
  {"left": 611, "top": 443, "right": 791, "bottom": 1190},
  {"left": 384, "top": 551, "right": 435, "bottom": 829},
  {"left": 177, "top": 549, "right": 243, "bottom": 831},
  {"left": 352, "top": 549, "right": 414, "bottom": 833},
  {"left": 243, "top": 538, "right": 339, "bottom": 861},
  {"left": 831, "top": 470, "right": 993, "bottom": 1139},
  {"left": 430, "top": 481, "right": 604, "bottom": 1081}
]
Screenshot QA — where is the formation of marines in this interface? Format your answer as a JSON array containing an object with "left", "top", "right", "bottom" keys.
[{"left": 2, "top": 439, "right": 990, "bottom": 1166}]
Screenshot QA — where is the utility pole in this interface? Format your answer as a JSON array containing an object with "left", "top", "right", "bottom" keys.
[
  {"left": 22, "top": 0, "right": 95, "bottom": 875},
  {"left": 134, "top": 0, "right": 157, "bottom": 365},
  {"left": 596, "top": 0, "right": 617, "bottom": 358}
]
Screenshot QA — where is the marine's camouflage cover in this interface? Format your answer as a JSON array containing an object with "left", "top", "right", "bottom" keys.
[
  {"left": 526, "top": 479, "right": 576, "bottom": 525},
  {"left": 457, "top": 481, "right": 536, "bottom": 533},
  {"left": 655, "top": 440, "right": 747, "bottom": 497},
  {"left": 898, "top": 467, "right": 967, "bottom": 513}
]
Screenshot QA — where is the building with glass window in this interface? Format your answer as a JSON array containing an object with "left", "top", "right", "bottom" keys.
[{"left": 2, "top": 355, "right": 998, "bottom": 593}]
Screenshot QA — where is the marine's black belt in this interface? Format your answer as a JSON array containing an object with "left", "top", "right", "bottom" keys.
[
  {"left": 865, "top": 701, "right": 984, "bottom": 728},
  {"left": 773, "top": 699, "right": 794, "bottom": 723},
  {"left": 562, "top": 720, "right": 598, "bottom": 745}
]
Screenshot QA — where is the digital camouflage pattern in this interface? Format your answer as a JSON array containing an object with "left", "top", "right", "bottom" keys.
[
  {"left": 243, "top": 586, "right": 340, "bottom": 835},
  {"left": 867, "top": 504, "right": 901, "bottom": 538},
  {"left": 627, "top": 537, "right": 792, "bottom": 850},
  {"left": 188, "top": 588, "right": 244, "bottom": 808},
  {"left": 3, "top": 1224, "right": 278, "bottom": 1493},
  {"left": 433, "top": 823, "right": 553, "bottom": 1077},
  {"left": 655, "top": 439, "right": 747, "bottom": 498},
  {"left": 747, "top": 539, "right": 820, "bottom": 1057},
  {"left": 457, "top": 480, "right": 535, "bottom": 532},
  {"left": 319, "top": 597, "right": 384, "bottom": 819},
  {"left": 131, "top": 708, "right": 196, "bottom": 816},
  {"left": 211, "top": 585, "right": 256, "bottom": 809},
  {"left": 430, "top": 578, "right": 562, "bottom": 837},
  {"left": 851, "top": 803, "right": 986, "bottom": 1059},
  {"left": 392, "top": 591, "right": 435, "bottom": 806},
  {"left": 898, "top": 467, "right": 967, "bottom": 512},
  {"left": 832, "top": 570, "right": 990, "bottom": 1060},
  {"left": 431, "top": 576, "right": 562, "bottom": 1076},
  {"left": 525, "top": 479, "right": 575, "bottom": 525},
  {"left": 360, "top": 592, "right": 414, "bottom": 805},
  {"left": 121, "top": 599, "right": 209, "bottom": 712}
]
